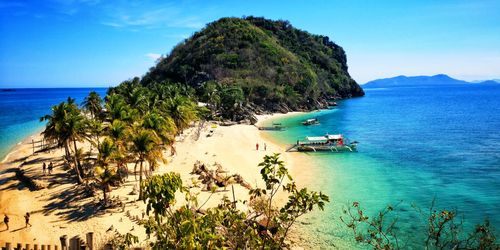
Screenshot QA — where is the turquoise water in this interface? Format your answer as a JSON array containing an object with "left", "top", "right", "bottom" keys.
[
  {"left": 263, "top": 84, "right": 500, "bottom": 248},
  {"left": 0, "top": 88, "right": 108, "bottom": 160}
]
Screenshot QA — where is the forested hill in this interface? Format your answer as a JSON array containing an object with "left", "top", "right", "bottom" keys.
[{"left": 139, "top": 17, "right": 363, "bottom": 117}]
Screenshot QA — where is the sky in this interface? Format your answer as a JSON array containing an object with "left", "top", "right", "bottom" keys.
[{"left": 1, "top": 0, "right": 499, "bottom": 87}]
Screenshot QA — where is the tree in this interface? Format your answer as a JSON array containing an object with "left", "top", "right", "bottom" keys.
[
  {"left": 41, "top": 102, "right": 72, "bottom": 160},
  {"left": 65, "top": 103, "right": 87, "bottom": 183},
  {"left": 94, "top": 138, "right": 121, "bottom": 206},
  {"left": 141, "top": 112, "right": 176, "bottom": 153},
  {"left": 130, "top": 129, "right": 164, "bottom": 200},
  {"left": 82, "top": 91, "right": 103, "bottom": 119},
  {"left": 161, "top": 95, "right": 198, "bottom": 133},
  {"left": 41, "top": 99, "right": 86, "bottom": 183},
  {"left": 341, "top": 201, "right": 499, "bottom": 249}
]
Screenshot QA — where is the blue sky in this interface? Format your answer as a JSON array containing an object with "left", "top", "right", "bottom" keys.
[{"left": 1, "top": 0, "right": 499, "bottom": 87}]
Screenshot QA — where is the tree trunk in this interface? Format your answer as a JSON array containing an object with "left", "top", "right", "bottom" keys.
[
  {"left": 103, "top": 185, "right": 107, "bottom": 207},
  {"left": 72, "top": 139, "right": 83, "bottom": 184},
  {"left": 138, "top": 160, "right": 143, "bottom": 200},
  {"left": 64, "top": 141, "right": 71, "bottom": 162},
  {"left": 133, "top": 161, "right": 138, "bottom": 181},
  {"left": 73, "top": 139, "right": 82, "bottom": 172}
]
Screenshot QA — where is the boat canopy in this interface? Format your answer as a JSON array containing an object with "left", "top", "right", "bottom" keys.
[{"left": 305, "top": 134, "right": 342, "bottom": 141}]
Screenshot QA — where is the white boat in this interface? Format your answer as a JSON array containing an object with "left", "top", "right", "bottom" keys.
[{"left": 287, "top": 134, "right": 358, "bottom": 152}]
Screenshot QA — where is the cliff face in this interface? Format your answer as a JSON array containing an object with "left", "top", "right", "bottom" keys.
[{"left": 142, "top": 17, "right": 364, "bottom": 112}]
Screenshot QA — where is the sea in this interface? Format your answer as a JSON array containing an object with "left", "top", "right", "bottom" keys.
[
  {"left": 262, "top": 84, "right": 500, "bottom": 248},
  {"left": 0, "top": 88, "right": 108, "bottom": 161}
]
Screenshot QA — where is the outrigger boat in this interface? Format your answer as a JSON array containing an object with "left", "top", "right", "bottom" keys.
[
  {"left": 302, "top": 118, "right": 319, "bottom": 126},
  {"left": 258, "top": 122, "right": 286, "bottom": 131},
  {"left": 286, "top": 134, "right": 358, "bottom": 152}
]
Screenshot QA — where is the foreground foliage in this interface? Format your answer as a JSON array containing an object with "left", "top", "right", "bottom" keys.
[
  {"left": 140, "top": 154, "right": 329, "bottom": 249},
  {"left": 341, "top": 201, "right": 499, "bottom": 249}
]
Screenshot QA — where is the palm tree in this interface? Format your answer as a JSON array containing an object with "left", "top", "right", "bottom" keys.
[
  {"left": 130, "top": 129, "right": 164, "bottom": 200},
  {"left": 41, "top": 102, "right": 71, "bottom": 160},
  {"left": 106, "top": 120, "right": 130, "bottom": 181},
  {"left": 41, "top": 99, "right": 86, "bottom": 183},
  {"left": 94, "top": 138, "right": 120, "bottom": 206},
  {"left": 65, "top": 105, "right": 86, "bottom": 183},
  {"left": 82, "top": 91, "right": 103, "bottom": 119},
  {"left": 142, "top": 112, "right": 176, "bottom": 150},
  {"left": 86, "top": 118, "right": 103, "bottom": 150},
  {"left": 161, "top": 95, "right": 198, "bottom": 133}
]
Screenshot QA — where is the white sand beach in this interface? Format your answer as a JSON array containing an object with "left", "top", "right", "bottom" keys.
[{"left": 0, "top": 113, "right": 320, "bottom": 247}]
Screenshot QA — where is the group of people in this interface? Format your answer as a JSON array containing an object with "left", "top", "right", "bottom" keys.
[
  {"left": 255, "top": 143, "right": 267, "bottom": 151},
  {"left": 3, "top": 213, "right": 32, "bottom": 230},
  {"left": 42, "top": 161, "right": 54, "bottom": 175}
]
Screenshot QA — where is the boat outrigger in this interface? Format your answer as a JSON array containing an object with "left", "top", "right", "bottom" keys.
[
  {"left": 286, "top": 134, "right": 358, "bottom": 152},
  {"left": 302, "top": 118, "right": 319, "bottom": 126},
  {"left": 257, "top": 122, "right": 285, "bottom": 131}
]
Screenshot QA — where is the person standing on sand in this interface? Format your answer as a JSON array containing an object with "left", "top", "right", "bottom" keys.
[
  {"left": 256, "top": 143, "right": 259, "bottom": 151},
  {"left": 264, "top": 143, "right": 267, "bottom": 151},
  {"left": 48, "top": 162, "right": 53, "bottom": 175},
  {"left": 42, "top": 162, "right": 46, "bottom": 175},
  {"left": 3, "top": 214, "right": 9, "bottom": 230},
  {"left": 24, "top": 212, "right": 31, "bottom": 227}
]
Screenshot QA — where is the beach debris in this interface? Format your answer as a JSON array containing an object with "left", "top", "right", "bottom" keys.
[
  {"left": 190, "top": 161, "right": 252, "bottom": 190},
  {"left": 129, "top": 185, "right": 138, "bottom": 195}
]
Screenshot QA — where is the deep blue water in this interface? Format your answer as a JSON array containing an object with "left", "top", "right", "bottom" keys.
[
  {"left": 264, "top": 84, "right": 500, "bottom": 248},
  {"left": 0, "top": 88, "right": 108, "bottom": 160}
]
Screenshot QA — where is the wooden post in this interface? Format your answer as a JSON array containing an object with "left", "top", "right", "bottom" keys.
[
  {"left": 5, "top": 242, "right": 12, "bottom": 250},
  {"left": 25, "top": 244, "right": 30, "bottom": 250},
  {"left": 16, "top": 243, "right": 22, "bottom": 250},
  {"left": 47, "top": 245, "right": 51, "bottom": 250},
  {"left": 31, "top": 137, "right": 35, "bottom": 154},
  {"left": 54, "top": 246, "right": 58, "bottom": 250},
  {"left": 59, "top": 235, "right": 67, "bottom": 250},
  {"left": 34, "top": 244, "right": 39, "bottom": 250},
  {"left": 86, "top": 232, "right": 93, "bottom": 250},
  {"left": 41, "top": 245, "right": 46, "bottom": 250},
  {"left": 69, "top": 236, "right": 80, "bottom": 250}
]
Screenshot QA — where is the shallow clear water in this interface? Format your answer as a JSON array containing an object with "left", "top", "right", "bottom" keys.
[
  {"left": 263, "top": 84, "right": 500, "bottom": 248},
  {"left": 0, "top": 88, "right": 108, "bottom": 160}
]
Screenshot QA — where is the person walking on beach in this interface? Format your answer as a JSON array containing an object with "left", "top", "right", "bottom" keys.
[
  {"left": 264, "top": 143, "right": 267, "bottom": 151},
  {"left": 24, "top": 212, "right": 32, "bottom": 227},
  {"left": 42, "top": 162, "right": 46, "bottom": 175},
  {"left": 256, "top": 143, "right": 259, "bottom": 151},
  {"left": 48, "top": 162, "right": 53, "bottom": 175},
  {"left": 3, "top": 214, "right": 9, "bottom": 230}
]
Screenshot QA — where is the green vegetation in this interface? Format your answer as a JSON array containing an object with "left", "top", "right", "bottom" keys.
[
  {"left": 140, "top": 154, "right": 329, "bottom": 249},
  {"left": 341, "top": 201, "right": 498, "bottom": 249},
  {"left": 141, "top": 17, "right": 364, "bottom": 120},
  {"left": 40, "top": 80, "right": 204, "bottom": 204}
]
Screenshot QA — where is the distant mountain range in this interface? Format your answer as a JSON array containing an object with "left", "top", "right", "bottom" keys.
[{"left": 363, "top": 74, "right": 499, "bottom": 88}]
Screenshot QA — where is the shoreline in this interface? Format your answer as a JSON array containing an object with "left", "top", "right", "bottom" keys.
[
  {"left": 0, "top": 112, "right": 322, "bottom": 247},
  {"left": 1, "top": 128, "right": 44, "bottom": 164}
]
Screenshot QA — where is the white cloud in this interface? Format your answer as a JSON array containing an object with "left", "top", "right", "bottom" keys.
[{"left": 145, "top": 53, "right": 162, "bottom": 61}]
